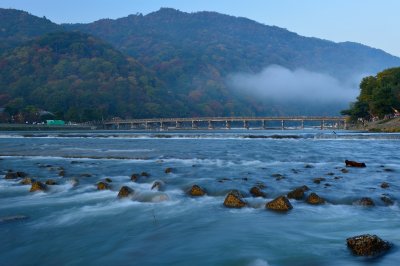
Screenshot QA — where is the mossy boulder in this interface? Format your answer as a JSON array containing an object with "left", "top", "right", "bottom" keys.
[
  {"left": 266, "top": 196, "right": 292, "bottom": 211},
  {"left": 346, "top": 234, "right": 391, "bottom": 256},
  {"left": 117, "top": 186, "right": 134, "bottom": 198},
  {"left": 97, "top": 181, "right": 110, "bottom": 190},
  {"left": 306, "top": 192, "right": 325, "bottom": 205},
  {"left": 287, "top": 185, "right": 309, "bottom": 200},
  {"left": 188, "top": 185, "right": 206, "bottom": 196},
  {"left": 249, "top": 186, "right": 265, "bottom": 197},
  {"left": 223, "top": 190, "right": 247, "bottom": 208},
  {"left": 30, "top": 181, "right": 47, "bottom": 192},
  {"left": 5, "top": 171, "right": 27, "bottom": 179}
]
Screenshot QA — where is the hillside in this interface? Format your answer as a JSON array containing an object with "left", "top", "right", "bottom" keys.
[
  {"left": 0, "top": 31, "right": 182, "bottom": 122},
  {"left": 1, "top": 8, "right": 400, "bottom": 120},
  {"left": 0, "top": 8, "right": 61, "bottom": 54}
]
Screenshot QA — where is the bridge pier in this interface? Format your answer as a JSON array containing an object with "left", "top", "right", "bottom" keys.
[
  {"left": 243, "top": 120, "right": 249, "bottom": 129},
  {"left": 192, "top": 120, "right": 198, "bottom": 129},
  {"left": 262, "top": 120, "right": 266, "bottom": 129},
  {"left": 281, "top": 120, "right": 285, "bottom": 130},
  {"left": 301, "top": 120, "right": 304, "bottom": 129},
  {"left": 226, "top": 120, "right": 231, "bottom": 129},
  {"left": 208, "top": 120, "right": 214, "bottom": 129},
  {"left": 321, "top": 120, "right": 325, "bottom": 130}
]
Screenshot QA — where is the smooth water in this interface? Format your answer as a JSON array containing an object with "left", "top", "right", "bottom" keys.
[{"left": 0, "top": 130, "right": 399, "bottom": 266}]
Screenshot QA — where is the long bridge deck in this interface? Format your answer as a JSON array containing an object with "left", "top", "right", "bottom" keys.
[{"left": 103, "top": 116, "right": 347, "bottom": 130}]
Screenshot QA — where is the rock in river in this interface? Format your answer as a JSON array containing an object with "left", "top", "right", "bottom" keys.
[
  {"left": 30, "top": 181, "right": 47, "bottom": 192},
  {"left": 345, "top": 160, "right": 366, "bottom": 168},
  {"left": 97, "top": 181, "right": 110, "bottom": 190},
  {"left": 266, "top": 196, "right": 293, "bottom": 211},
  {"left": 287, "top": 185, "right": 309, "bottom": 200},
  {"left": 118, "top": 186, "right": 134, "bottom": 198},
  {"left": 346, "top": 234, "right": 391, "bottom": 256},
  {"left": 188, "top": 185, "right": 206, "bottom": 196},
  {"left": 20, "top": 177, "right": 35, "bottom": 185},
  {"left": 249, "top": 186, "right": 265, "bottom": 197},
  {"left": 223, "top": 190, "right": 247, "bottom": 208},
  {"left": 354, "top": 197, "right": 375, "bottom": 206},
  {"left": 306, "top": 192, "right": 325, "bottom": 205}
]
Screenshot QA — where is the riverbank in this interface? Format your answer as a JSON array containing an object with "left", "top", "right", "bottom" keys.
[
  {"left": 351, "top": 117, "right": 400, "bottom": 132},
  {"left": 0, "top": 123, "right": 95, "bottom": 131}
]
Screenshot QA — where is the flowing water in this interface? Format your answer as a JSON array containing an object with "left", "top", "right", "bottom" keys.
[{"left": 0, "top": 130, "right": 399, "bottom": 266}]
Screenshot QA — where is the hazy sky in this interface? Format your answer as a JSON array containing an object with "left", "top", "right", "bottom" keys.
[{"left": 1, "top": 0, "right": 399, "bottom": 56}]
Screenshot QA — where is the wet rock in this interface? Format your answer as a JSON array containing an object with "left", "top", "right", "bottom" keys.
[
  {"left": 249, "top": 186, "right": 265, "bottom": 197},
  {"left": 20, "top": 177, "right": 35, "bottom": 185},
  {"left": 141, "top": 172, "right": 150, "bottom": 177},
  {"left": 346, "top": 234, "right": 391, "bottom": 256},
  {"left": 287, "top": 186, "right": 309, "bottom": 200},
  {"left": 58, "top": 170, "right": 65, "bottom": 176},
  {"left": 105, "top": 178, "right": 112, "bottom": 183},
  {"left": 151, "top": 181, "right": 165, "bottom": 191},
  {"left": 341, "top": 168, "right": 349, "bottom": 173},
  {"left": 334, "top": 176, "right": 342, "bottom": 180},
  {"left": 380, "top": 182, "right": 389, "bottom": 189},
  {"left": 381, "top": 196, "right": 394, "bottom": 206},
  {"left": 97, "top": 181, "right": 110, "bottom": 190},
  {"left": 117, "top": 186, "right": 134, "bottom": 198},
  {"left": 255, "top": 182, "right": 266, "bottom": 189},
  {"left": 188, "top": 185, "right": 206, "bottom": 196},
  {"left": 69, "top": 178, "right": 79, "bottom": 187},
  {"left": 354, "top": 197, "right": 375, "bottom": 206},
  {"left": 45, "top": 179, "right": 57, "bottom": 185},
  {"left": 313, "top": 177, "right": 326, "bottom": 184},
  {"left": 218, "top": 178, "right": 231, "bottom": 183},
  {"left": 345, "top": 160, "right": 366, "bottom": 168},
  {"left": 383, "top": 168, "right": 394, "bottom": 172},
  {"left": 272, "top": 173, "right": 285, "bottom": 181},
  {"left": 324, "top": 183, "right": 331, "bottom": 187},
  {"left": 306, "top": 192, "right": 325, "bottom": 205},
  {"left": 30, "top": 181, "right": 47, "bottom": 192},
  {"left": 5, "top": 171, "right": 27, "bottom": 179},
  {"left": 0, "top": 215, "right": 29, "bottom": 224},
  {"left": 223, "top": 190, "right": 247, "bottom": 208},
  {"left": 242, "top": 177, "right": 248, "bottom": 181},
  {"left": 80, "top": 173, "right": 92, "bottom": 178},
  {"left": 291, "top": 169, "right": 299, "bottom": 174},
  {"left": 164, "top": 167, "right": 173, "bottom": 174},
  {"left": 326, "top": 172, "right": 334, "bottom": 176},
  {"left": 304, "top": 164, "right": 314, "bottom": 169},
  {"left": 130, "top": 173, "right": 140, "bottom": 182},
  {"left": 266, "top": 196, "right": 293, "bottom": 211}
]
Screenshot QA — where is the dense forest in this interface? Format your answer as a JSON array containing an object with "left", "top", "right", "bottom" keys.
[
  {"left": 342, "top": 67, "right": 400, "bottom": 121},
  {"left": 0, "top": 31, "right": 183, "bottom": 122},
  {"left": 1, "top": 8, "right": 400, "bottom": 122}
]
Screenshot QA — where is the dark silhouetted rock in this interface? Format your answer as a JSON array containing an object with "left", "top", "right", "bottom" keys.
[
  {"left": 341, "top": 168, "right": 349, "bottom": 173},
  {"left": 97, "top": 181, "right": 110, "bottom": 190},
  {"left": 118, "top": 186, "right": 134, "bottom": 198},
  {"left": 5, "top": 171, "right": 26, "bottom": 179},
  {"left": 58, "top": 170, "right": 65, "bottom": 176},
  {"left": 266, "top": 196, "right": 292, "bottom": 211},
  {"left": 188, "top": 185, "right": 206, "bottom": 196},
  {"left": 20, "top": 177, "right": 35, "bottom": 185},
  {"left": 130, "top": 173, "right": 139, "bottom": 182},
  {"left": 326, "top": 172, "right": 334, "bottom": 176},
  {"left": 249, "top": 186, "right": 265, "bottom": 197},
  {"left": 381, "top": 196, "right": 394, "bottom": 206},
  {"left": 304, "top": 164, "right": 314, "bottom": 169},
  {"left": 105, "top": 178, "right": 112, "bottom": 183},
  {"left": 345, "top": 160, "right": 366, "bottom": 168},
  {"left": 141, "top": 172, "right": 150, "bottom": 177},
  {"left": 346, "top": 234, "right": 391, "bottom": 256},
  {"left": 80, "top": 173, "right": 92, "bottom": 177},
  {"left": 354, "top": 197, "right": 375, "bottom": 206},
  {"left": 287, "top": 186, "right": 309, "bottom": 200},
  {"left": 306, "top": 192, "right": 325, "bottom": 205},
  {"left": 380, "top": 182, "right": 389, "bottom": 189},
  {"left": 313, "top": 177, "right": 326, "bottom": 184},
  {"left": 30, "top": 181, "right": 47, "bottom": 192},
  {"left": 45, "top": 179, "right": 57, "bottom": 185},
  {"left": 164, "top": 167, "right": 173, "bottom": 174},
  {"left": 223, "top": 190, "right": 247, "bottom": 208},
  {"left": 151, "top": 180, "right": 164, "bottom": 191},
  {"left": 0, "top": 215, "right": 29, "bottom": 223},
  {"left": 272, "top": 173, "right": 285, "bottom": 180},
  {"left": 250, "top": 187, "right": 265, "bottom": 198}
]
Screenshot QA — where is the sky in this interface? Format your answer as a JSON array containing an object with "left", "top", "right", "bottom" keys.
[{"left": 0, "top": 0, "right": 399, "bottom": 57}]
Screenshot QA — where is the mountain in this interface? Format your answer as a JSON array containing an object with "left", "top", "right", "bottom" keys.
[
  {"left": 1, "top": 8, "right": 400, "bottom": 120},
  {"left": 0, "top": 31, "right": 183, "bottom": 121},
  {"left": 0, "top": 8, "right": 61, "bottom": 54}
]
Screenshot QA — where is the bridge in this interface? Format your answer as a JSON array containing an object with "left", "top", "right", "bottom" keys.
[{"left": 102, "top": 116, "right": 347, "bottom": 130}]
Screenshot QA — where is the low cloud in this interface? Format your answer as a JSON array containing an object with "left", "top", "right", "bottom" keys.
[{"left": 227, "top": 65, "right": 360, "bottom": 104}]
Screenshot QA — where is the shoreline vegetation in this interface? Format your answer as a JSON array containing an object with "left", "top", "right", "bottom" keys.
[{"left": 349, "top": 117, "right": 400, "bottom": 133}]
